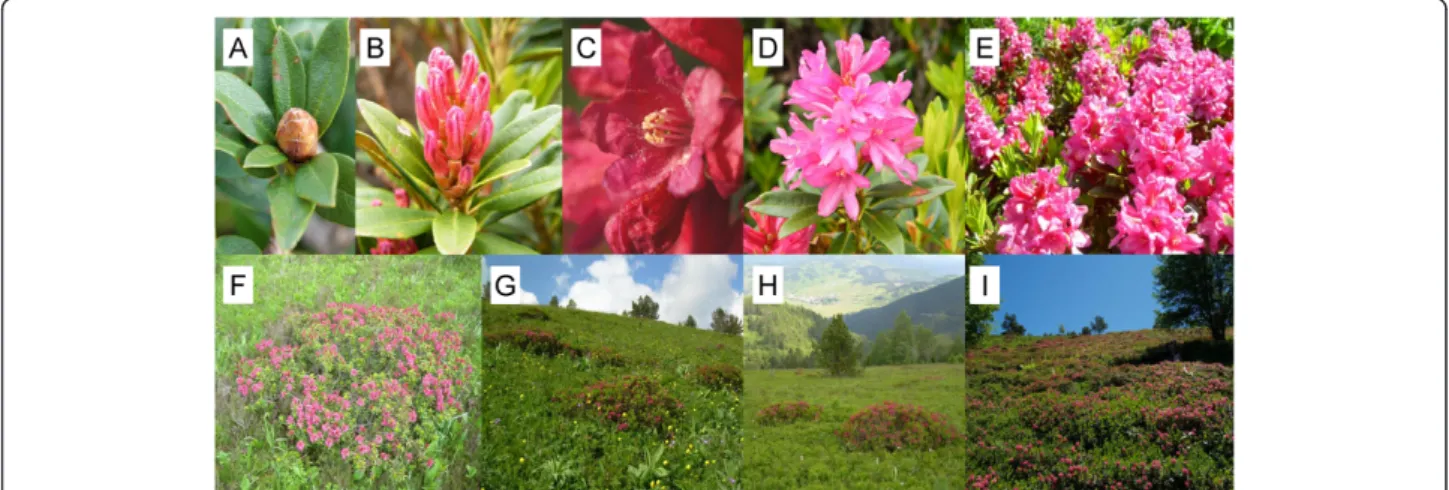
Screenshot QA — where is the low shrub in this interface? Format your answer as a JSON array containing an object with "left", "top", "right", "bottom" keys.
[
  {"left": 694, "top": 364, "right": 743, "bottom": 392},
  {"left": 483, "top": 329, "right": 578, "bottom": 357},
  {"left": 230, "top": 303, "right": 474, "bottom": 480},
  {"left": 755, "top": 401, "right": 822, "bottom": 426},
  {"left": 558, "top": 375, "right": 684, "bottom": 432},
  {"left": 835, "top": 401, "right": 962, "bottom": 451}
]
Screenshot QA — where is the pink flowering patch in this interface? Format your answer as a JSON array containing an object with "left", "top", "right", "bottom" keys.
[
  {"left": 755, "top": 401, "right": 822, "bottom": 426},
  {"left": 229, "top": 303, "right": 474, "bottom": 472},
  {"left": 556, "top": 375, "right": 684, "bottom": 432},
  {"left": 835, "top": 401, "right": 962, "bottom": 451}
]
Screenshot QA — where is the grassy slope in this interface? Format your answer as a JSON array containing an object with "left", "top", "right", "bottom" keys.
[
  {"left": 214, "top": 255, "right": 481, "bottom": 489},
  {"left": 744, "top": 364, "right": 966, "bottom": 489},
  {"left": 964, "top": 328, "right": 1233, "bottom": 488},
  {"left": 479, "top": 305, "right": 743, "bottom": 489}
]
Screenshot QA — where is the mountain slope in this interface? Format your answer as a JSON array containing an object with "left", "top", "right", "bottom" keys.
[{"left": 843, "top": 275, "right": 966, "bottom": 340}]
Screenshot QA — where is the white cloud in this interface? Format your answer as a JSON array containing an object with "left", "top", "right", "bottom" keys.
[
  {"left": 560, "top": 256, "right": 573, "bottom": 267},
  {"left": 519, "top": 290, "right": 540, "bottom": 305},
  {"left": 554, "top": 272, "right": 571, "bottom": 290},
  {"left": 564, "top": 256, "right": 654, "bottom": 316},
  {"left": 658, "top": 256, "right": 742, "bottom": 328},
  {"left": 562, "top": 256, "right": 743, "bottom": 328}
]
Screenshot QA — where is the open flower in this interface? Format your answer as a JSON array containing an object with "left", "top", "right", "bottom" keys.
[
  {"left": 566, "top": 20, "right": 744, "bottom": 253},
  {"left": 416, "top": 47, "right": 492, "bottom": 206},
  {"left": 1111, "top": 173, "right": 1204, "bottom": 254},
  {"left": 744, "top": 208, "right": 814, "bottom": 254},
  {"left": 996, "top": 167, "right": 1090, "bottom": 254}
]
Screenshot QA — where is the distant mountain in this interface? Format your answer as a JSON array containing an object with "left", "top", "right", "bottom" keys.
[
  {"left": 746, "top": 257, "right": 961, "bottom": 316},
  {"left": 843, "top": 276, "right": 967, "bottom": 340}
]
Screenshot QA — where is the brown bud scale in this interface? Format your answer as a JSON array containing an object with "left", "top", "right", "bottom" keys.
[{"left": 276, "top": 108, "right": 320, "bottom": 163}]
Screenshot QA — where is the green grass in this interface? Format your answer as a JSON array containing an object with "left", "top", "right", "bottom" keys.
[
  {"left": 744, "top": 364, "right": 965, "bottom": 489},
  {"left": 479, "top": 305, "right": 743, "bottom": 489},
  {"left": 214, "top": 255, "right": 481, "bottom": 489}
]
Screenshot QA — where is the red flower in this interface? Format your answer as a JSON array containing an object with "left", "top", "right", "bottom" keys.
[
  {"left": 744, "top": 209, "right": 814, "bottom": 254},
  {"left": 565, "top": 20, "right": 744, "bottom": 253}
]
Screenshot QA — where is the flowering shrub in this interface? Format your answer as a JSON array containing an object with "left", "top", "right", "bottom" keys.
[
  {"left": 693, "top": 363, "right": 743, "bottom": 392},
  {"left": 215, "top": 18, "right": 355, "bottom": 254},
  {"left": 484, "top": 329, "right": 578, "bottom": 357},
  {"left": 746, "top": 31, "right": 958, "bottom": 254},
  {"left": 835, "top": 401, "right": 963, "bottom": 451},
  {"left": 356, "top": 19, "right": 563, "bottom": 254},
  {"left": 563, "top": 19, "right": 745, "bottom": 254},
  {"left": 754, "top": 401, "right": 821, "bottom": 426},
  {"left": 229, "top": 303, "right": 474, "bottom": 483},
  {"left": 962, "top": 18, "right": 1234, "bottom": 255},
  {"left": 559, "top": 375, "right": 686, "bottom": 432}
]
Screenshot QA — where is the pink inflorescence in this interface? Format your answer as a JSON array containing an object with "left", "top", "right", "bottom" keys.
[
  {"left": 416, "top": 47, "right": 493, "bottom": 200},
  {"left": 768, "top": 35, "right": 923, "bottom": 220},
  {"left": 996, "top": 167, "right": 1090, "bottom": 255}
]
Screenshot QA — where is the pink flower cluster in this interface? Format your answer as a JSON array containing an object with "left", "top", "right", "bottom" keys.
[
  {"left": 971, "top": 19, "right": 1234, "bottom": 254},
  {"left": 231, "top": 303, "right": 474, "bottom": 469},
  {"left": 770, "top": 35, "right": 923, "bottom": 220},
  {"left": 417, "top": 47, "right": 493, "bottom": 202},
  {"left": 835, "top": 400, "right": 963, "bottom": 451},
  {"left": 743, "top": 207, "right": 814, "bottom": 254},
  {"left": 996, "top": 167, "right": 1090, "bottom": 254}
]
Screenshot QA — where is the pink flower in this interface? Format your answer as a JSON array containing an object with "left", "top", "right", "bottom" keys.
[
  {"left": 964, "top": 90, "right": 1007, "bottom": 167},
  {"left": 296, "top": 440, "right": 305, "bottom": 452},
  {"left": 808, "top": 164, "right": 871, "bottom": 220},
  {"left": 341, "top": 448, "right": 350, "bottom": 459},
  {"left": 744, "top": 208, "right": 814, "bottom": 254},
  {"left": 1111, "top": 173, "right": 1204, "bottom": 254},
  {"left": 995, "top": 167, "right": 1090, "bottom": 254},
  {"left": 1061, "top": 96, "right": 1125, "bottom": 175},
  {"left": 1198, "top": 183, "right": 1234, "bottom": 253},
  {"left": 416, "top": 47, "right": 492, "bottom": 205}
]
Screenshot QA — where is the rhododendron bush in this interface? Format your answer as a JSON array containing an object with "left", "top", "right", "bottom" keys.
[
  {"left": 355, "top": 18, "right": 563, "bottom": 255},
  {"left": 743, "top": 19, "right": 971, "bottom": 254},
  {"left": 961, "top": 18, "right": 1235, "bottom": 255},
  {"left": 215, "top": 18, "right": 356, "bottom": 255},
  {"left": 563, "top": 19, "right": 746, "bottom": 254}
]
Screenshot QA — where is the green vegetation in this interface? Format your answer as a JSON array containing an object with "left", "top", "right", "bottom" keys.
[
  {"left": 744, "top": 364, "right": 965, "bottom": 489},
  {"left": 214, "top": 256, "right": 480, "bottom": 489},
  {"left": 479, "top": 304, "right": 742, "bottom": 489}
]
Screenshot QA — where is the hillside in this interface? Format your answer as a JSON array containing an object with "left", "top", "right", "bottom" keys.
[
  {"left": 743, "top": 299, "right": 828, "bottom": 368},
  {"left": 747, "top": 257, "right": 958, "bottom": 316},
  {"left": 477, "top": 305, "right": 742, "bottom": 488},
  {"left": 842, "top": 275, "right": 966, "bottom": 340}
]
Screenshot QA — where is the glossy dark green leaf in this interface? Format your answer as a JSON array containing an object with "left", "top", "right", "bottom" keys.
[
  {"left": 267, "top": 173, "right": 316, "bottom": 252},
  {"left": 216, "top": 129, "right": 248, "bottom": 159},
  {"left": 472, "top": 232, "right": 538, "bottom": 255},
  {"left": 356, "top": 206, "right": 435, "bottom": 239},
  {"left": 432, "top": 211, "right": 478, "bottom": 255},
  {"left": 747, "top": 189, "right": 821, "bottom": 218},
  {"left": 215, "top": 71, "right": 276, "bottom": 145},
  {"left": 827, "top": 230, "right": 855, "bottom": 254},
  {"left": 250, "top": 18, "right": 278, "bottom": 108},
  {"left": 215, "top": 149, "right": 248, "bottom": 180},
  {"left": 320, "top": 54, "right": 358, "bottom": 156},
  {"left": 357, "top": 99, "right": 434, "bottom": 188},
  {"left": 481, "top": 103, "right": 560, "bottom": 173},
  {"left": 315, "top": 153, "right": 356, "bottom": 226},
  {"left": 307, "top": 18, "right": 351, "bottom": 135},
  {"left": 477, "top": 164, "right": 562, "bottom": 215},
  {"left": 862, "top": 210, "right": 904, "bottom": 254},
  {"left": 869, "top": 175, "right": 957, "bottom": 210},
  {"left": 295, "top": 152, "right": 339, "bottom": 207},
  {"left": 271, "top": 29, "right": 306, "bottom": 111},
  {"left": 216, "top": 235, "right": 263, "bottom": 255},
  {"left": 243, "top": 144, "right": 287, "bottom": 168},
  {"left": 777, "top": 207, "right": 823, "bottom": 238},
  {"left": 470, "top": 158, "right": 531, "bottom": 193}
]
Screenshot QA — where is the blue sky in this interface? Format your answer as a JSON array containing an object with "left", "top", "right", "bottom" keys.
[
  {"left": 482, "top": 255, "right": 744, "bottom": 328},
  {"left": 985, "top": 255, "right": 1160, "bottom": 335}
]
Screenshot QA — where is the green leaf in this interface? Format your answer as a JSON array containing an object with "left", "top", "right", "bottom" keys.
[
  {"left": 250, "top": 18, "right": 278, "bottom": 109},
  {"left": 215, "top": 71, "right": 276, "bottom": 145},
  {"left": 470, "top": 158, "right": 531, "bottom": 192},
  {"left": 267, "top": 173, "right": 316, "bottom": 252},
  {"left": 477, "top": 164, "right": 562, "bottom": 215},
  {"left": 216, "top": 129, "right": 248, "bottom": 159},
  {"left": 870, "top": 175, "right": 957, "bottom": 210},
  {"left": 489, "top": 91, "right": 535, "bottom": 130},
  {"left": 357, "top": 99, "right": 435, "bottom": 189},
  {"left": 472, "top": 232, "right": 539, "bottom": 255},
  {"left": 215, "top": 149, "right": 248, "bottom": 180},
  {"left": 307, "top": 18, "right": 351, "bottom": 135},
  {"left": 216, "top": 235, "right": 263, "bottom": 255},
  {"left": 480, "top": 102, "right": 561, "bottom": 174},
  {"left": 747, "top": 189, "right": 821, "bottom": 218},
  {"left": 508, "top": 46, "right": 563, "bottom": 64},
  {"left": 826, "top": 230, "right": 855, "bottom": 254},
  {"left": 315, "top": 153, "right": 356, "bottom": 226},
  {"left": 861, "top": 210, "right": 904, "bottom": 254},
  {"left": 242, "top": 144, "right": 288, "bottom": 168},
  {"left": 431, "top": 211, "right": 478, "bottom": 255},
  {"left": 270, "top": 29, "right": 306, "bottom": 112},
  {"left": 356, "top": 206, "right": 435, "bottom": 239},
  {"left": 295, "top": 152, "right": 339, "bottom": 207},
  {"left": 319, "top": 54, "right": 358, "bottom": 156},
  {"left": 777, "top": 207, "right": 822, "bottom": 238}
]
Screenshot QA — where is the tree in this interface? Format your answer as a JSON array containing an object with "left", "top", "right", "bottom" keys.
[
  {"left": 684, "top": 315, "right": 698, "bottom": 328},
  {"left": 628, "top": 295, "right": 660, "bottom": 320},
  {"left": 1080, "top": 325, "right": 1092, "bottom": 336},
  {"left": 1154, "top": 255, "right": 1234, "bottom": 341},
  {"left": 549, "top": 295, "right": 559, "bottom": 307},
  {"left": 1000, "top": 313, "right": 1027, "bottom": 336},
  {"left": 1058, "top": 324, "right": 1066, "bottom": 335},
  {"left": 963, "top": 254, "right": 999, "bottom": 349},
  {"left": 817, "top": 315, "right": 861, "bottom": 376},
  {"left": 1089, "top": 315, "right": 1109, "bottom": 334},
  {"left": 710, "top": 308, "right": 743, "bottom": 335},
  {"left": 566, "top": 299, "right": 577, "bottom": 309}
]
